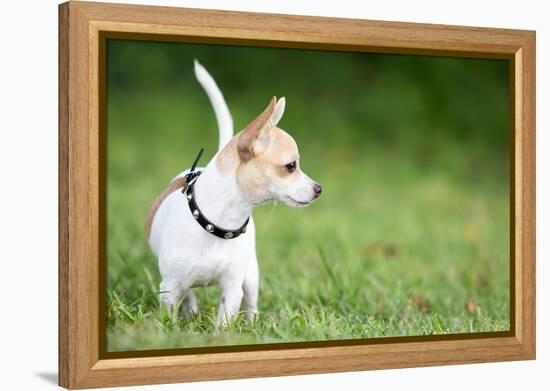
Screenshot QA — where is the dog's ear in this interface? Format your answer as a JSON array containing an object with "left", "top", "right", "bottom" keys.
[
  {"left": 271, "top": 97, "right": 285, "bottom": 127},
  {"left": 238, "top": 96, "right": 277, "bottom": 161}
]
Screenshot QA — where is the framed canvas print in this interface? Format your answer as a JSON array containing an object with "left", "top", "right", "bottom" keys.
[{"left": 58, "top": 1, "right": 536, "bottom": 389}]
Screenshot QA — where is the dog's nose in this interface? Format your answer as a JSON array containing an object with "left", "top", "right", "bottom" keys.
[{"left": 313, "top": 183, "right": 322, "bottom": 197}]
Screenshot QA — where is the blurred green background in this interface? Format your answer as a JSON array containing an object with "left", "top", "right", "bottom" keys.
[{"left": 106, "top": 39, "right": 510, "bottom": 352}]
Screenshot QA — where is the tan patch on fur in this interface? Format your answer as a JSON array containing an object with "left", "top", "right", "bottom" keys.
[
  {"left": 235, "top": 126, "right": 301, "bottom": 198},
  {"left": 145, "top": 177, "right": 188, "bottom": 239},
  {"left": 237, "top": 96, "right": 277, "bottom": 161},
  {"left": 269, "top": 129, "right": 299, "bottom": 164},
  {"left": 215, "top": 136, "right": 240, "bottom": 174},
  {"left": 258, "top": 129, "right": 299, "bottom": 179}
]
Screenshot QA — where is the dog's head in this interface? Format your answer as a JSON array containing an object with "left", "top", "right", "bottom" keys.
[{"left": 222, "top": 97, "right": 321, "bottom": 207}]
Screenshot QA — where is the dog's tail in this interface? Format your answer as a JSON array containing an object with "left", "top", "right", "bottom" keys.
[{"left": 194, "top": 60, "right": 233, "bottom": 151}]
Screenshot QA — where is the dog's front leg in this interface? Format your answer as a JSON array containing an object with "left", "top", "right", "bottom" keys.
[
  {"left": 242, "top": 255, "right": 259, "bottom": 322},
  {"left": 216, "top": 282, "right": 244, "bottom": 327}
]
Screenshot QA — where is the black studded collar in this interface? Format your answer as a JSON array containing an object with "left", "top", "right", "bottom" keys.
[{"left": 181, "top": 148, "right": 250, "bottom": 240}]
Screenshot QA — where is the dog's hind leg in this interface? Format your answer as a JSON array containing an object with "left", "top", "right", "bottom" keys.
[
  {"left": 181, "top": 289, "right": 199, "bottom": 320},
  {"left": 242, "top": 256, "right": 259, "bottom": 322},
  {"left": 159, "top": 278, "right": 185, "bottom": 321}
]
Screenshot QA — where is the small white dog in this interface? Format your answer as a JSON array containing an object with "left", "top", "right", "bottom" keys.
[{"left": 146, "top": 61, "right": 322, "bottom": 325}]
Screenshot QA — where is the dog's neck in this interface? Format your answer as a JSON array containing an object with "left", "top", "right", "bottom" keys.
[{"left": 193, "top": 153, "right": 252, "bottom": 231}]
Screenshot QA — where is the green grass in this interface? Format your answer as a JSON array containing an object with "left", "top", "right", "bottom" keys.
[
  {"left": 105, "top": 42, "right": 509, "bottom": 351},
  {"left": 106, "top": 92, "right": 509, "bottom": 352}
]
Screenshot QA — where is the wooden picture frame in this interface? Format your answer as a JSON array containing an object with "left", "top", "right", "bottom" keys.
[{"left": 58, "top": 1, "right": 536, "bottom": 388}]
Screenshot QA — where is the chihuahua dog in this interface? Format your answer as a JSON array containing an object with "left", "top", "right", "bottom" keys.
[{"left": 146, "top": 61, "right": 322, "bottom": 325}]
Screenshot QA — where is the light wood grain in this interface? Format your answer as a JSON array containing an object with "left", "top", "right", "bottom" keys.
[
  {"left": 58, "top": 1, "right": 536, "bottom": 389},
  {"left": 58, "top": 3, "right": 70, "bottom": 387},
  {"left": 518, "top": 35, "right": 536, "bottom": 353}
]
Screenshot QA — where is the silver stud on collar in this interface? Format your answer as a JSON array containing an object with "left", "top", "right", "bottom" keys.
[
  {"left": 187, "top": 192, "right": 193, "bottom": 200},
  {"left": 206, "top": 224, "right": 214, "bottom": 232},
  {"left": 193, "top": 209, "right": 199, "bottom": 218},
  {"left": 242, "top": 226, "right": 246, "bottom": 233},
  {"left": 224, "top": 232, "right": 234, "bottom": 239}
]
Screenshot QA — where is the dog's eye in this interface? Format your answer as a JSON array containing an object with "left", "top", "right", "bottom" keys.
[{"left": 284, "top": 161, "right": 297, "bottom": 173}]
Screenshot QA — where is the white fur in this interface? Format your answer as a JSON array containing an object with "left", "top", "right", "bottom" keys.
[
  {"left": 150, "top": 157, "right": 260, "bottom": 324},
  {"left": 149, "top": 62, "right": 256, "bottom": 325},
  {"left": 193, "top": 60, "right": 233, "bottom": 150},
  {"left": 148, "top": 62, "right": 319, "bottom": 326}
]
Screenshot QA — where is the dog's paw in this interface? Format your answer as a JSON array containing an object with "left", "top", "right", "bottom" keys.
[
  {"left": 245, "top": 310, "right": 259, "bottom": 324},
  {"left": 181, "top": 304, "right": 199, "bottom": 321}
]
